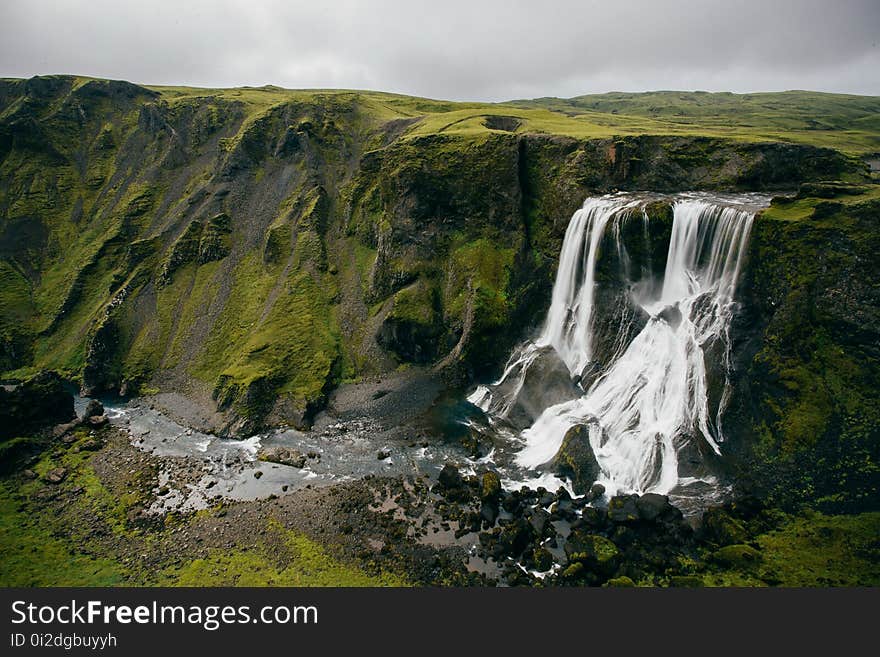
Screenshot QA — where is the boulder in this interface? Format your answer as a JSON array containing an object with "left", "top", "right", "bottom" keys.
[
  {"left": 434, "top": 463, "right": 472, "bottom": 502},
  {"left": 87, "top": 415, "right": 109, "bottom": 428},
  {"left": 480, "top": 470, "right": 502, "bottom": 502},
  {"left": 565, "top": 531, "right": 620, "bottom": 576},
  {"left": 532, "top": 547, "right": 554, "bottom": 572},
  {"left": 588, "top": 482, "right": 606, "bottom": 501},
  {"left": 258, "top": 446, "right": 307, "bottom": 469},
  {"left": 489, "top": 345, "right": 582, "bottom": 429},
  {"left": 43, "top": 467, "right": 68, "bottom": 484},
  {"left": 83, "top": 399, "right": 105, "bottom": 419},
  {"left": 605, "top": 575, "right": 636, "bottom": 587},
  {"left": 553, "top": 423, "right": 601, "bottom": 495},
  {"left": 711, "top": 544, "right": 762, "bottom": 568},
  {"left": 608, "top": 494, "right": 641, "bottom": 523},
  {"left": 437, "top": 463, "right": 464, "bottom": 490},
  {"left": 528, "top": 508, "right": 550, "bottom": 535},
  {"left": 635, "top": 493, "right": 673, "bottom": 521},
  {"left": 580, "top": 505, "right": 609, "bottom": 529},
  {"left": 479, "top": 500, "right": 498, "bottom": 525}
]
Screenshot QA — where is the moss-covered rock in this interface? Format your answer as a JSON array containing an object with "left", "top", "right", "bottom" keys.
[
  {"left": 554, "top": 423, "right": 601, "bottom": 495},
  {"left": 564, "top": 531, "right": 620, "bottom": 577},
  {"left": 710, "top": 544, "right": 762, "bottom": 568},
  {"left": 480, "top": 470, "right": 502, "bottom": 502}
]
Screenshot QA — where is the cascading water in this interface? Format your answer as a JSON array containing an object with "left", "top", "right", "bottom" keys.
[{"left": 468, "top": 192, "right": 766, "bottom": 501}]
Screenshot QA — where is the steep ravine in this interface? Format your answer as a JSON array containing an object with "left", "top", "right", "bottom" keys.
[{"left": 0, "top": 76, "right": 877, "bottom": 518}]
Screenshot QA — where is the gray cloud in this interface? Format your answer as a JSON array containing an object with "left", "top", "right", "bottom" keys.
[{"left": 1, "top": 0, "right": 878, "bottom": 100}]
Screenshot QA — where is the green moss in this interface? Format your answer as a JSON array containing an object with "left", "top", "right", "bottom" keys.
[
  {"left": 160, "top": 519, "right": 407, "bottom": 586},
  {"left": 699, "top": 511, "right": 880, "bottom": 586},
  {"left": 193, "top": 254, "right": 339, "bottom": 422},
  {"left": 743, "top": 192, "right": 880, "bottom": 510},
  {"left": 388, "top": 280, "right": 439, "bottom": 324},
  {"left": 0, "top": 484, "right": 125, "bottom": 586}
]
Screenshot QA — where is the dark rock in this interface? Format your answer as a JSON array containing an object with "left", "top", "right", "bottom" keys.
[
  {"left": 83, "top": 399, "right": 104, "bottom": 418},
  {"left": 580, "top": 506, "right": 608, "bottom": 529},
  {"left": 253, "top": 470, "right": 263, "bottom": 479},
  {"left": 480, "top": 500, "right": 498, "bottom": 525},
  {"left": 437, "top": 463, "right": 464, "bottom": 490},
  {"left": 87, "top": 415, "right": 109, "bottom": 428},
  {"left": 553, "top": 423, "right": 601, "bottom": 495},
  {"left": 501, "top": 491, "right": 522, "bottom": 514},
  {"left": 486, "top": 345, "right": 581, "bottom": 429},
  {"left": 52, "top": 421, "right": 78, "bottom": 439},
  {"left": 22, "top": 469, "right": 37, "bottom": 479},
  {"left": 588, "top": 482, "right": 606, "bottom": 501},
  {"left": 79, "top": 438, "right": 103, "bottom": 451},
  {"left": 635, "top": 493, "right": 673, "bottom": 522},
  {"left": 539, "top": 492, "right": 556, "bottom": 507},
  {"left": 434, "top": 464, "right": 472, "bottom": 503},
  {"left": 528, "top": 508, "right": 550, "bottom": 535},
  {"left": 0, "top": 371, "right": 75, "bottom": 441},
  {"left": 496, "top": 519, "right": 534, "bottom": 559},
  {"left": 608, "top": 494, "right": 641, "bottom": 523},
  {"left": 377, "top": 449, "right": 391, "bottom": 460},
  {"left": 701, "top": 506, "right": 748, "bottom": 545}
]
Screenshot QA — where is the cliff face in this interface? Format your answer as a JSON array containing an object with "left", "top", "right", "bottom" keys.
[
  {"left": 0, "top": 76, "right": 874, "bottom": 457},
  {"left": 725, "top": 186, "right": 880, "bottom": 511}
]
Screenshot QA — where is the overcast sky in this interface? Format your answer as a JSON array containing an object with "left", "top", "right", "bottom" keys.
[{"left": 1, "top": 0, "right": 878, "bottom": 101}]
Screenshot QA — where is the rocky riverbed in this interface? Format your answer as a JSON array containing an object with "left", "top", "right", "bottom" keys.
[
  {"left": 2, "top": 370, "right": 878, "bottom": 587},
  {"left": 0, "top": 396, "right": 840, "bottom": 587}
]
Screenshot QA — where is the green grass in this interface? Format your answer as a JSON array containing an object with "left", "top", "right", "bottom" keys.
[
  {"left": 511, "top": 90, "right": 880, "bottom": 155},
  {"left": 161, "top": 519, "right": 407, "bottom": 587},
  {"left": 145, "top": 84, "right": 880, "bottom": 154},
  {"left": 0, "top": 488, "right": 126, "bottom": 586},
  {"left": 697, "top": 511, "right": 880, "bottom": 587}
]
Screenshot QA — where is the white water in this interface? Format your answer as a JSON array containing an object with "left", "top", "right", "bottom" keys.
[{"left": 469, "top": 193, "right": 763, "bottom": 497}]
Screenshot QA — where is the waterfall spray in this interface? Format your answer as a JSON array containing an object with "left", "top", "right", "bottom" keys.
[{"left": 469, "top": 193, "right": 763, "bottom": 498}]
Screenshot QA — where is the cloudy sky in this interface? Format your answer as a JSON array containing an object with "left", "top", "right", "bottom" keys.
[{"left": 1, "top": 0, "right": 878, "bottom": 100}]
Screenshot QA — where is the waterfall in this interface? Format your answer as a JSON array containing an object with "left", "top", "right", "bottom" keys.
[{"left": 468, "top": 193, "right": 762, "bottom": 497}]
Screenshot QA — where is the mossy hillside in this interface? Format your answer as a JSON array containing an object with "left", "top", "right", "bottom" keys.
[
  {"left": 727, "top": 186, "right": 880, "bottom": 511},
  {"left": 511, "top": 90, "right": 880, "bottom": 156},
  {"left": 0, "top": 260, "right": 34, "bottom": 370},
  {"left": 2, "top": 75, "right": 877, "bottom": 433},
  {"left": 689, "top": 510, "right": 880, "bottom": 587},
  {"left": 210, "top": 266, "right": 340, "bottom": 426}
]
